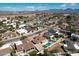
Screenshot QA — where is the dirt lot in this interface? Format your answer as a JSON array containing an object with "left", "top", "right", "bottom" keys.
[{"left": 0, "top": 13, "right": 35, "bottom": 18}]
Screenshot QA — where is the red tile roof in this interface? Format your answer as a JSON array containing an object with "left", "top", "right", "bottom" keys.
[
  {"left": 2, "top": 31, "right": 18, "bottom": 40},
  {"left": 0, "top": 48, "right": 11, "bottom": 56},
  {"left": 0, "top": 39, "right": 35, "bottom": 55},
  {"left": 31, "top": 35, "right": 45, "bottom": 44},
  {"left": 16, "top": 39, "right": 35, "bottom": 52},
  {"left": 48, "top": 42, "right": 61, "bottom": 51}
]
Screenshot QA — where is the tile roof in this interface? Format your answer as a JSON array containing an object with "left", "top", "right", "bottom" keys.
[
  {"left": 32, "top": 35, "right": 45, "bottom": 44},
  {"left": 16, "top": 39, "right": 35, "bottom": 52},
  {"left": 0, "top": 48, "right": 11, "bottom": 56},
  {"left": 48, "top": 42, "right": 61, "bottom": 51},
  {"left": 0, "top": 39, "right": 35, "bottom": 56},
  {"left": 2, "top": 31, "right": 18, "bottom": 40},
  {"left": 34, "top": 43, "right": 44, "bottom": 52}
]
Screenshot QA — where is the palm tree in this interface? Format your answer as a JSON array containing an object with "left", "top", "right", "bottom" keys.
[{"left": 10, "top": 44, "right": 17, "bottom": 56}]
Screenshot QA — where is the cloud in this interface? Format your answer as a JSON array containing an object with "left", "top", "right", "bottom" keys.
[
  {"left": 0, "top": 6, "right": 53, "bottom": 11},
  {"left": 61, "top": 4, "right": 67, "bottom": 8},
  {"left": 23, "top": 6, "right": 35, "bottom": 11},
  {"left": 0, "top": 3, "right": 78, "bottom": 11},
  {"left": 35, "top": 6, "right": 49, "bottom": 10},
  {"left": 70, "top": 3, "right": 77, "bottom": 6},
  {"left": 3, "top": 7, "right": 13, "bottom": 8},
  {"left": 0, "top": 7, "right": 18, "bottom": 11},
  {"left": 60, "top": 3, "right": 78, "bottom": 9},
  {"left": 23, "top": 6, "right": 49, "bottom": 11}
]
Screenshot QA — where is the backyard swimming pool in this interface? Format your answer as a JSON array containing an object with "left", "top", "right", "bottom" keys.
[{"left": 43, "top": 43, "right": 52, "bottom": 48}]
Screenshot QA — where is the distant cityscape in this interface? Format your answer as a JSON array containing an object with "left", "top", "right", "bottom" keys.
[{"left": 0, "top": 3, "right": 79, "bottom": 56}]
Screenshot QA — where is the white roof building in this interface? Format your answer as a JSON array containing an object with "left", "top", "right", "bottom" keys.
[
  {"left": 16, "top": 29, "right": 28, "bottom": 35},
  {"left": 0, "top": 40, "right": 23, "bottom": 50},
  {"left": 19, "top": 24, "right": 26, "bottom": 28}
]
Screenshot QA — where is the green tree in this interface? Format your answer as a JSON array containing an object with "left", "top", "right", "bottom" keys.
[
  {"left": 16, "top": 24, "right": 19, "bottom": 29},
  {"left": 65, "top": 15, "right": 72, "bottom": 23},
  {"left": 37, "top": 49, "right": 48, "bottom": 56},
  {"left": 20, "top": 36, "right": 27, "bottom": 40},
  {"left": 66, "top": 26, "right": 76, "bottom": 33},
  {"left": 57, "top": 20, "right": 63, "bottom": 25},
  {"left": 10, "top": 49, "right": 16, "bottom": 56},
  {"left": 24, "top": 20, "right": 26, "bottom": 24},
  {"left": 70, "top": 27, "right": 76, "bottom": 33},
  {"left": 0, "top": 38, "right": 2, "bottom": 41},
  {"left": 0, "top": 21, "right": 3, "bottom": 25},
  {"left": 8, "top": 25, "right": 15, "bottom": 31},
  {"left": 7, "top": 17, "right": 10, "bottom": 20},
  {"left": 29, "top": 50, "right": 37, "bottom": 56}
]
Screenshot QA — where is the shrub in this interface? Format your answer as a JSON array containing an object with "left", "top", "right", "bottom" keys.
[{"left": 20, "top": 36, "right": 27, "bottom": 40}]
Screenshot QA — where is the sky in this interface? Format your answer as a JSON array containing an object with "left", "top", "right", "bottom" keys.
[{"left": 0, "top": 3, "right": 79, "bottom": 11}]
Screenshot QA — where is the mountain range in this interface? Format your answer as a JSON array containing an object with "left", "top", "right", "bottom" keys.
[{"left": 0, "top": 8, "right": 79, "bottom": 14}]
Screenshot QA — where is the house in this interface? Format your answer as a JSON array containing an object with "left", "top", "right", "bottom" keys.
[
  {"left": 0, "top": 48, "right": 11, "bottom": 56},
  {"left": 0, "top": 39, "right": 35, "bottom": 56},
  {"left": 0, "top": 17, "right": 7, "bottom": 21},
  {"left": 10, "top": 23, "right": 16, "bottom": 28},
  {"left": 48, "top": 42, "right": 61, "bottom": 51},
  {"left": 31, "top": 35, "right": 45, "bottom": 44},
  {"left": 19, "top": 24, "right": 26, "bottom": 29},
  {"left": 43, "top": 32, "right": 52, "bottom": 38},
  {"left": 64, "top": 14, "right": 70, "bottom": 16},
  {"left": 48, "top": 28, "right": 59, "bottom": 34},
  {"left": 34, "top": 43, "right": 44, "bottom": 52},
  {"left": 2, "top": 31, "right": 18, "bottom": 40},
  {"left": 16, "top": 29, "right": 28, "bottom": 35},
  {"left": 71, "top": 34, "right": 79, "bottom": 42},
  {"left": 63, "top": 39, "right": 76, "bottom": 52},
  {"left": 16, "top": 39, "right": 36, "bottom": 52},
  {"left": 73, "top": 20, "right": 79, "bottom": 30}
]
